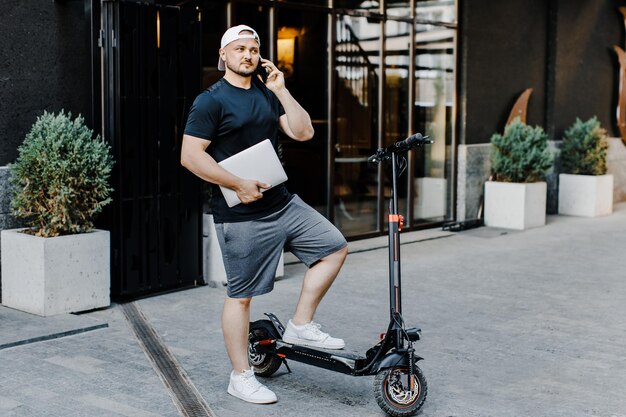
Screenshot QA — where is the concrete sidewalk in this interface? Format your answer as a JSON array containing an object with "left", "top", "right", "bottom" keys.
[{"left": 1, "top": 204, "right": 626, "bottom": 417}]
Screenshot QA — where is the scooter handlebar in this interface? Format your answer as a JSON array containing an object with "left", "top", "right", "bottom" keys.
[
  {"left": 392, "top": 133, "right": 433, "bottom": 152},
  {"left": 368, "top": 133, "right": 432, "bottom": 163}
]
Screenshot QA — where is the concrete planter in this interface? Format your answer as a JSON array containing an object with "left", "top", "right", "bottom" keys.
[
  {"left": 484, "top": 181, "right": 547, "bottom": 230},
  {"left": 1, "top": 229, "right": 110, "bottom": 316},
  {"left": 558, "top": 173, "right": 613, "bottom": 217},
  {"left": 202, "top": 214, "right": 283, "bottom": 287},
  {"left": 414, "top": 177, "right": 447, "bottom": 219}
]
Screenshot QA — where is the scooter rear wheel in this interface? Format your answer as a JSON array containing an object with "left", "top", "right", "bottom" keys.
[
  {"left": 374, "top": 365, "right": 427, "bottom": 417},
  {"left": 248, "top": 320, "right": 283, "bottom": 377}
]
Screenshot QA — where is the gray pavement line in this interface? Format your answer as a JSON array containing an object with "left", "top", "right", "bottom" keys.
[
  {"left": 0, "top": 323, "right": 109, "bottom": 351},
  {"left": 284, "top": 232, "right": 455, "bottom": 265},
  {"left": 121, "top": 302, "right": 218, "bottom": 417}
]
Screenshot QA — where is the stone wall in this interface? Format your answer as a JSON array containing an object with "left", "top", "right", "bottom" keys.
[
  {"left": 456, "top": 144, "right": 491, "bottom": 221},
  {"left": 607, "top": 138, "right": 626, "bottom": 203}
]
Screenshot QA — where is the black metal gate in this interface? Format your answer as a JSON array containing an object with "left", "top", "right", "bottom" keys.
[{"left": 100, "top": 0, "right": 203, "bottom": 298}]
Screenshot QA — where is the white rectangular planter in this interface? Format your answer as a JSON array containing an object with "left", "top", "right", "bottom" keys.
[
  {"left": 414, "top": 177, "right": 447, "bottom": 219},
  {"left": 558, "top": 173, "right": 613, "bottom": 217},
  {"left": 202, "top": 214, "right": 283, "bottom": 287},
  {"left": 1, "top": 229, "right": 110, "bottom": 316},
  {"left": 484, "top": 181, "right": 547, "bottom": 230}
]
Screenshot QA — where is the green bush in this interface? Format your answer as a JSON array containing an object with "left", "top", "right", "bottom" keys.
[
  {"left": 10, "top": 111, "right": 114, "bottom": 237},
  {"left": 490, "top": 118, "right": 554, "bottom": 183},
  {"left": 560, "top": 116, "right": 608, "bottom": 175}
]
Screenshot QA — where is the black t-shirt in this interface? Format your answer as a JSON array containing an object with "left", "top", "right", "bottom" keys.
[{"left": 184, "top": 78, "right": 291, "bottom": 223}]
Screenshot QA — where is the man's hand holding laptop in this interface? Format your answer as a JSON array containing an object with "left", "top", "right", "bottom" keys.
[{"left": 234, "top": 178, "right": 271, "bottom": 204}]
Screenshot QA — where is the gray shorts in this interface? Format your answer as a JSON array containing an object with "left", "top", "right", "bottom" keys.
[{"left": 214, "top": 195, "right": 347, "bottom": 298}]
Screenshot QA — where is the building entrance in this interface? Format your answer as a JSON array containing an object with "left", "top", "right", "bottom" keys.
[
  {"left": 98, "top": 0, "right": 457, "bottom": 297},
  {"left": 100, "top": 0, "right": 204, "bottom": 298}
]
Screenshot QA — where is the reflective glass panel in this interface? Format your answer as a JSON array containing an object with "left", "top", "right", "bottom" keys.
[
  {"left": 384, "top": 19, "right": 411, "bottom": 218},
  {"left": 386, "top": 1, "right": 411, "bottom": 18},
  {"left": 334, "top": 15, "right": 380, "bottom": 236},
  {"left": 416, "top": 0, "right": 456, "bottom": 24},
  {"left": 412, "top": 22, "right": 455, "bottom": 222},
  {"left": 199, "top": 1, "right": 227, "bottom": 88},
  {"left": 276, "top": 7, "right": 330, "bottom": 215},
  {"left": 278, "top": 0, "right": 330, "bottom": 5},
  {"left": 230, "top": 3, "right": 270, "bottom": 48},
  {"left": 334, "top": 0, "right": 380, "bottom": 13}
]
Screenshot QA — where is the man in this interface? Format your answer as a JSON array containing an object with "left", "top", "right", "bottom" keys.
[{"left": 181, "top": 25, "right": 348, "bottom": 405}]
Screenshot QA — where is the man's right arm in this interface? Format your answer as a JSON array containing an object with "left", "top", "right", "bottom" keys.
[{"left": 180, "top": 134, "right": 269, "bottom": 204}]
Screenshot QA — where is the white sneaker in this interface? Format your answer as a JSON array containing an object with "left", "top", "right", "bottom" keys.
[
  {"left": 227, "top": 369, "right": 277, "bottom": 404},
  {"left": 282, "top": 320, "right": 345, "bottom": 350}
]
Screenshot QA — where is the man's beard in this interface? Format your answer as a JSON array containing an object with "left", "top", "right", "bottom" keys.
[{"left": 225, "top": 60, "right": 256, "bottom": 77}]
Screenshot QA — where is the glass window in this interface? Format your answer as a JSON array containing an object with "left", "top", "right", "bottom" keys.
[
  {"left": 335, "top": 0, "right": 380, "bottom": 14},
  {"left": 278, "top": 0, "right": 330, "bottom": 6},
  {"left": 384, "top": 19, "right": 411, "bottom": 218},
  {"left": 416, "top": 0, "right": 456, "bottom": 24},
  {"left": 276, "top": 7, "right": 330, "bottom": 215},
  {"left": 230, "top": 3, "right": 270, "bottom": 49},
  {"left": 200, "top": 1, "right": 227, "bottom": 88},
  {"left": 205, "top": 0, "right": 457, "bottom": 235},
  {"left": 386, "top": 1, "right": 411, "bottom": 18},
  {"left": 412, "top": 22, "right": 455, "bottom": 222},
  {"left": 334, "top": 15, "right": 380, "bottom": 236}
]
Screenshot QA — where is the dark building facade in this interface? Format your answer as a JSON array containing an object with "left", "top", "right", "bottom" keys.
[
  {"left": 461, "top": 0, "right": 623, "bottom": 143},
  {"left": 1, "top": 0, "right": 625, "bottom": 298}
]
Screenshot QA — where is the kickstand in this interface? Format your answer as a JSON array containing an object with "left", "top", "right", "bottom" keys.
[{"left": 282, "top": 358, "right": 292, "bottom": 373}]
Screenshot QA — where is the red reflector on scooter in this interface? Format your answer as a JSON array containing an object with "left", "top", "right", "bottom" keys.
[
  {"left": 379, "top": 332, "right": 386, "bottom": 341},
  {"left": 388, "top": 214, "right": 404, "bottom": 231}
]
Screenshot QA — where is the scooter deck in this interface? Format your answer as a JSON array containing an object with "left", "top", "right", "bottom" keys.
[
  {"left": 274, "top": 340, "right": 367, "bottom": 375},
  {"left": 262, "top": 313, "right": 368, "bottom": 374},
  {"left": 276, "top": 340, "right": 366, "bottom": 360}
]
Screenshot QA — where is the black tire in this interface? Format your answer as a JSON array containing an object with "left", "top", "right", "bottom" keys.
[
  {"left": 374, "top": 365, "right": 427, "bottom": 417},
  {"left": 248, "top": 320, "right": 283, "bottom": 377}
]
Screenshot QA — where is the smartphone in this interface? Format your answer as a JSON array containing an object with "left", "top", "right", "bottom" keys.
[{"left": 255, "top": 62, "right": 268, "bottom": 84}]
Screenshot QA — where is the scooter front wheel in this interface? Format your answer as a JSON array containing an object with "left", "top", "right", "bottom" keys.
[
  {"left": 248, "top": 320, "right": 283, "bottom": 377},
  {"left": 374, "top": 365, "right": 427, "bottom": 417}
]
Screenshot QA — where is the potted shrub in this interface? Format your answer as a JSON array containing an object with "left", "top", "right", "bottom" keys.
[
  {"left": 1, "top": 111, "right": 114, "bottom": 316},
  {"left": 558, "top": 117, "right": 613, "bottom": 217},
  {"left": 485, "top": 118, "right": 554, "bottom": 230}
]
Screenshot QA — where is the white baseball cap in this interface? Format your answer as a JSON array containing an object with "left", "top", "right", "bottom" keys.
[{"left": 218, "top": 25, "right": 260, "bottom": 71}]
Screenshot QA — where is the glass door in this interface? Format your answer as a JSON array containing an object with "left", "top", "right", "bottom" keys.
[
  {"left": 412, "top": 2, "right": 457, "bottom": 223},
  {"left": 384, "top": 18, "right": 411, "bottom": 221},
  {"left": 333, "top": 14, "right": 381, "bottom": 236},
  {"left": 276, "top": 6, "right": 330, "bottom": 216}
]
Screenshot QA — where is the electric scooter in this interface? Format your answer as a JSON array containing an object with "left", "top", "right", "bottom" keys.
[{"left": 247, "top": 133, "right": 433, "bottom": 416}]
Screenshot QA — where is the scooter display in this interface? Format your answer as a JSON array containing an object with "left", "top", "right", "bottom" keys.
[{"left": 247, "top": 133, "right": 433, "bottom": 416}]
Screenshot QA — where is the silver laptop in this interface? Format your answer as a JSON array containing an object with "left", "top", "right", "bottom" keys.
[{"left": 218, "top": 139, "right": 288, "bottom": 207}]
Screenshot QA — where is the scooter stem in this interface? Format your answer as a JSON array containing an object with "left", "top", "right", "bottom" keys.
[
  {"left": 391, "top": 151, "right": 399, "bottom": 215},
  {"left": 388, "top": 152, "right": 404, "bottom": 350}
]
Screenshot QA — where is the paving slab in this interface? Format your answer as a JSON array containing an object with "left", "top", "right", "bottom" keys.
[
  {"left": 0, "top": 305, "right": 108, "bottom": 350},
  {"left": 0, "top": 306, "right": 180, "bottom": 417}
]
